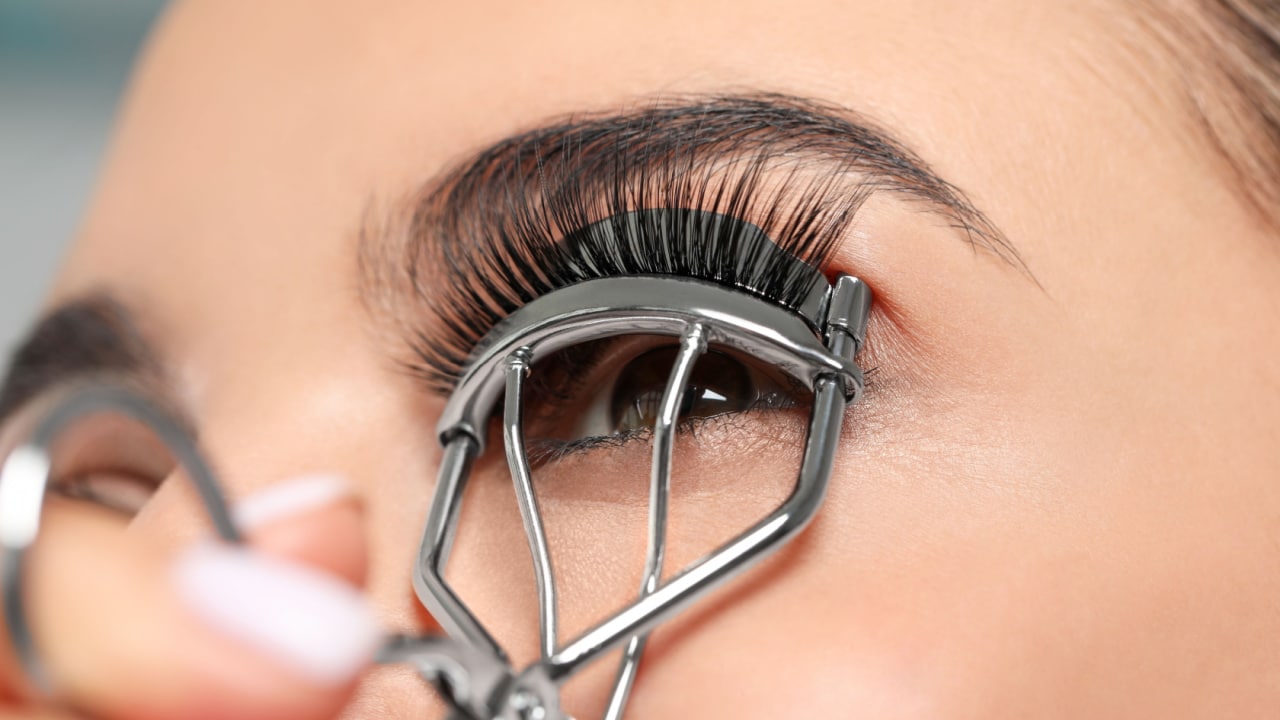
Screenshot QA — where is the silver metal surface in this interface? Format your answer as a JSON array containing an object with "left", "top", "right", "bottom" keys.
[
  {"left": 505, "top": 348, "right": 560, "bottom": 658},
  {"left": 378, "top": 633, "right": 536, "bottom": 720},
  {"left": 603, "top": 323, "right": 707, "bottom": 720},
  {"left": 414, "top": 435, "right": 508, "bottom": 661},
  {"left": 824, "top": 275, "right": 873, "bottom": 353}
]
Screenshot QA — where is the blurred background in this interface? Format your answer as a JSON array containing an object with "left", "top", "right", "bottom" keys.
[{"left": 0, "top": 0, "right": 167, "bottom": 354}]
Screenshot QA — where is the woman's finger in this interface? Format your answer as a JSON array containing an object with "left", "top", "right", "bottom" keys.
[
  {"left": 232, "top": 474, "right": 368, "bottom": 587},
  {"left": 1, "top": 474, "right": 380, "bottom": 720}
]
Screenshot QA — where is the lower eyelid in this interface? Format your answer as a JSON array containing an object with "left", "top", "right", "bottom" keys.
[{"left": 526, "top": 402, "right": 807, "bottom": 468}]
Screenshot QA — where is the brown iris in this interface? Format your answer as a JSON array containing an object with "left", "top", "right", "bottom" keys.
[{"left": 609, "top": 347, "right": 753, "bottom": 433}]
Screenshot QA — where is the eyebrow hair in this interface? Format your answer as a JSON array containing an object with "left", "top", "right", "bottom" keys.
[
  {"left": 362, "top": 92, "right": 1025, "bottom": 391},
  {"left": 0, "top": 295, "right": 163, "bottom": 422}
]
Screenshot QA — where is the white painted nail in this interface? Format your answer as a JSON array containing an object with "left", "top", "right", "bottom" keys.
[
  {"left": 233, "top": 474, "right": 353, "bottom": 531},
  {"left": 173, "top": 541, "right": 381, "bottom": 685}
]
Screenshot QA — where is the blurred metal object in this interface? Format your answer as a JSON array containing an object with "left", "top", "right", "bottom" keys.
[{"left": 0, "top": 384, "right": 241, "bottom": 694}]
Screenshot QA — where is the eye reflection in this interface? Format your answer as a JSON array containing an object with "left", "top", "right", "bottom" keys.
[{"left": 610, "top": 347, "right": 753, "bottom": 433}]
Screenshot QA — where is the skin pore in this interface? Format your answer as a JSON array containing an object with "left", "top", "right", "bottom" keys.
[{"left": 6, "top": 0, "right": 1280, "bottom": 717}]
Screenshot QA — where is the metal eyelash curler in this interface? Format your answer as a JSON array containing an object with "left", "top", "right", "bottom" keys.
[
  {"left": 385, "top": 241, "right": 872, "bottom": 718},
  {"left": 0, "top": 217, "right": 871, "bottom": 720}
]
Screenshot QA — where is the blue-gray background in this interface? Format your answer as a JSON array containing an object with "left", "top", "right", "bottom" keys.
[{"left": 0, "top": 0, "right": 167, "bottom": 355}]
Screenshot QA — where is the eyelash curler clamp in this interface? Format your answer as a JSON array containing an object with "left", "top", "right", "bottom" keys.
[{"left": 396, "top": 269, "right": 871, "bottom": 719}]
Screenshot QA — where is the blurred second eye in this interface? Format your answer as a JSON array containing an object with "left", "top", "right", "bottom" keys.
[{"left": 38, "top": 407, "right": 175, "bottom": 518}]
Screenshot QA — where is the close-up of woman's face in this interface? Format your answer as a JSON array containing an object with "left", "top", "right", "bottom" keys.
[{"left": 3, "top": 0, "right": 1280, "bottom": 717}]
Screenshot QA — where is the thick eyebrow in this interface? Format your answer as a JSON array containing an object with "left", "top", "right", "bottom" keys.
[
  {"left": 0, "top": 295, "right": 165, "bottom": 423},
  {"left": 362, "top": 92, "right": 1025, "bottom": 391}
]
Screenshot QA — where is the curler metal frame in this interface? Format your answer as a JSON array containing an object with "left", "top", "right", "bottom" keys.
[{"left": 406, "top": 273, "right": 871, "bottom": 719}]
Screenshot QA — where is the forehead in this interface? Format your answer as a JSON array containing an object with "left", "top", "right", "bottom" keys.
[{"left": 49, "top": 0, "right": 1231, "bottom": 382}]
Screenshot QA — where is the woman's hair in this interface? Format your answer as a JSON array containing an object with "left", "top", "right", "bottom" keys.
[{"left": 1165, "top": 1, "right": 1280, "bottom": 225}]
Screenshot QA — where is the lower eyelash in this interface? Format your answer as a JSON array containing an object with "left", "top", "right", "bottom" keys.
[{"left": 524, "top": 396, "right": 805, "bottom": 468}]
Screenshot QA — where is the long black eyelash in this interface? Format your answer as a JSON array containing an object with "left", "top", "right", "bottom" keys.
[{"left": 398, "top": 95, "right": 880, "bottom": 392}]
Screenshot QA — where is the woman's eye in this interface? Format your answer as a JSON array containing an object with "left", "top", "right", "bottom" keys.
[
  {"left": 529, "top": 339, "right": 807, "bottom": 446},
  {"left": 610, "top": 347, "right": 754, "bottom": 433}
]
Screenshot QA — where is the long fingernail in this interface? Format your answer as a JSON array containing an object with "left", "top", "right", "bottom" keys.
[
  {"left": 233, "top": 473, "right": 354, "bottom": 530},
  {"left": 173, "top": 541, "right": 381, "bottom": 685}
]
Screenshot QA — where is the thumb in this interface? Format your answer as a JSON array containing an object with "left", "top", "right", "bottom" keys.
[
  {"left": 8, "top": 473, "right": 381, "bottom": 720},
  {"left": 231, "top": 473, "right": 369, "bottom": 587}
]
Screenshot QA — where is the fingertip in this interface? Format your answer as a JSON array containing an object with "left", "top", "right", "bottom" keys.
[
  {"left": 172, "top": 540, "right": 381, "bottom": 688},
  {"left": 235, "top": 474, "right": 369, "bottom": 586}
]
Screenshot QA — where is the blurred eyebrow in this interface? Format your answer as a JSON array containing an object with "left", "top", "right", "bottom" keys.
[{"left": 0, "top": 295, "right": 164, "bottom": 422}]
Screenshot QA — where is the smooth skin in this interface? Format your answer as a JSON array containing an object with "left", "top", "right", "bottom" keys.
[{"left": 4, "top": 0, "right": 1280, "bottom": 717}]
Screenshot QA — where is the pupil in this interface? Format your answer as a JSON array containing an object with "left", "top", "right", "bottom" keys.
[{"left": 610, "top": 346, "right": 753, "bottom": 433}]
